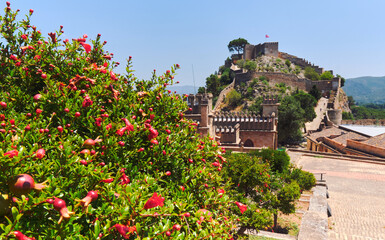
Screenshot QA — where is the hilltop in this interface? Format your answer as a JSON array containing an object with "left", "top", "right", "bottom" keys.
[
  {"left": 201, "top": 41, "right": 349, "bottom": 114},
  {"left": 195, "top": 40, "right": 350, "bottom": 144}
]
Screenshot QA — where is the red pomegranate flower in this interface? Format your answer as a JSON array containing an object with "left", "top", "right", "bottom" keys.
[
  {"left": 147, "top": 127, "right": 158, "bottom": 140},
  {"left": 144, "top": 192, "right": 165, "bottom": 209},
  {"left": 82, "top": 95, "right": 93, "bottom": 108},
  {"left": 123, "top": 118, "right": 134, "bottom": 132},
  {"left": 235, "top": 202, "right": 247, "bottom": 214},
  {"left": 13, "top": 231, "right": 36, "bottom": 240},
  {"left": 112, "top": 224, "right": 136, "bottom": 239},
  {"left": 48, "top": 32, "right": 56, "bottom": 43},
  {"left": 4, "top": 150, "right": 19, "bottom": 158},
  {"left": 80, "top": 42, "right": 91, "bottom": 53}
]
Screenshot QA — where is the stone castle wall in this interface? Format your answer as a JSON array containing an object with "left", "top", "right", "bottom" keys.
[
  {"left": 279, "top": 52, "right": 324, "bottom": 74},
  {"left": 342, "top": 119, "right": 385, "bottom": 126},
  {"left": 213, "top": 79, "right": 235, "bottom": 112},
  {"left": 240, "top": 131, "right": 277, "bottom": 149},
  {"left": 234, "top": 71, "right": 341, "bottom": 94},
  {"left": 243, "top": 42, "right": 324, "bottom": 75},
  {"left": 347, "top": 139, "right": 385, "bottom": 158},
  {"left": 185, "top": 93, "right": 279, "bottom": 150},
  {"left": 244, "top": 42, "right": 279, "bottom": 60}
]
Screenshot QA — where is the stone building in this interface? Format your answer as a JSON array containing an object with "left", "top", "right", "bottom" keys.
[
  {"left": 244, "top": 42, "right": 279, "bottom": 59},
  {"left": 185, "top": 94, "right": 279, "bottom": 151},
  {"left": 307, "top": 125, "right": 385, "bottom": 158}
]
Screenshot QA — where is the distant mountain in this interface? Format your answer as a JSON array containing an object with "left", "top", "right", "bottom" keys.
[
  {"left": 166, "top": 85, "right": 199, "bottom": 95},
  {"left": 343, "top": 76, "right": 385, "bottom": 104}
]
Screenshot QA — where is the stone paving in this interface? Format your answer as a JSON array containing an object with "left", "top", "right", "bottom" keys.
[
  {"left": 305, "top": 97, "right": 328, "bottom": 132},
  {"left": 289, "top": 151, "right": 385, "bottom": 240}
]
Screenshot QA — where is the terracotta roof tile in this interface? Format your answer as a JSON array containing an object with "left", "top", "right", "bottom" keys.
[
  {"left": 363, "top": 133, "right": 385, "bottom": 148},
  {"left": 308, "top": 126, "right": 345, "bottom": 140},
  {"left": 331, "top": 132, "right": 369, "bottom": 146}
]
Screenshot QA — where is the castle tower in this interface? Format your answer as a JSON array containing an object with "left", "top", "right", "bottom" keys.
[{"left": 261, "top": 95, "right": 280, "bottom": 116}]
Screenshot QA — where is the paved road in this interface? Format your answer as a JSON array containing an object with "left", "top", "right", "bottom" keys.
[
  {"left": 305, "top": 97, "right": 328, "bottom": 132},
  {"left": 289, "top": 151, "right": 385, "bottom": 240}
]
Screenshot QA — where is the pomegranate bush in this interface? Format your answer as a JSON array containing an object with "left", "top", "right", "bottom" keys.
[{"left": 0, "top": 3, "right": 241, "bottom": 239}]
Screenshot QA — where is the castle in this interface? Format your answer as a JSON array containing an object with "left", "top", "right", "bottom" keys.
[
  {"left": 185, "top": 93, "right": 279, "bottom": 151},
  {"left": 243, "top": 42, "right": 324, "bottom": 74},
  {"left": 185, "top": 41, "right": 348, "bottom": 151}
]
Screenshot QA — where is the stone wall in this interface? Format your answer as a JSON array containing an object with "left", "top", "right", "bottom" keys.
[
  {"left": 235, "top": 71, "right": 307, "bottom": 91},
  {"left": 306, "top": 78, "right": 340, "bottom": 92},
  {"left": 327, "top": 109, "right": 342, "bottom": 126},
  {"left": 322, "top": 137, "right": 345, "bottom": 153},
  {"left": 280, "top": 52, "right": 324, "bottom": 74},
  {"left": 243, "top": 42, "right": 279, "bottom": 60},
  {"left": 243, "top": 44, "right": 255, "bottom": 60},
  {"left": 341, "top": 119, "right": 385, "bottom": 126},
  {"left": 234, "top": 71, "right": 341, "bottom": 95},
  {"left": 213, "top": 80, "right": 235, "bottom": 112},
  {"left": 240, "top": 130, "right": 277, "bottom": 149},
  {"left": 347, "top": 139, "right": 385, "bottom": 158}
]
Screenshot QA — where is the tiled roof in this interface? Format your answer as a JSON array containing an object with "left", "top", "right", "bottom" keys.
[
  {"left": 363, "top": 133, "right": 385, "bottom": 148},
  {"left": 331, "top": 132, "right": 369, "bottom": 146},
  {"left": 308, "top": 126, "right": 345, "bottom": 140}
]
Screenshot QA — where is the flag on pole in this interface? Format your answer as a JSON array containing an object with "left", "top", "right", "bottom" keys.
[{"left": 265, "top": 34, "right": 269, "bottom": 38}]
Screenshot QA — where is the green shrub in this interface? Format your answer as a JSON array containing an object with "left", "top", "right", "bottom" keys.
[
  {"left": 221, "top": 153, "right": 273, "bottom": 231},
  {"left": 259, "top": 76, "right": 267, "bottom": 81},
  {"left": 227, "top": 89, "right": 242, "bottom": 107},
  {"left": 262, "top": 80, "right": 269, "bottom": 86},
  {"left": 290, "top": 169, "right": 316, "bottom": 191},
  {"left": 304, "top": 67, "right": 320, "bottom": 81},
  {"left": 250, "top": 149, "right": 290, "bottom": 173},
  {"left": 285, "top": 59, "right": 291, "bottom": 68},
  {"left": 320, "top": 71, "right": 333, "bottom": 80},
  {"left": 342, "top": 111, "right": 354, "bottom": 120},
  {"left": 0, "top": 4, "right": 238, "bottom": 239},
  {"left": 245, "top": 60, "right": 257, "bottom": 72}
]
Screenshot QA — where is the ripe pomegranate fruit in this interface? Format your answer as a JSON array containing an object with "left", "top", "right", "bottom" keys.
[
  {"left": 80, "top": 149, "right": 90, "bottom": 156},
  {"left": 35, "top": 148, "right": 45, "bottom": 159},
  {"left": 8, "top": 174, "right": 47, "bottom": 195},
  {"left": 0, "top": 101, "right": 6, "bottom": 109},
  {"left": 33, "top": 94, "right": 42, "bottom": 102},
  {"left": 53, "top": 198, "right": 74, "bottom": 224},
  {"left": 82, "top": 137, "right": 102, "bottom": 149},
  {"left": 77, "top": 190, "right": 98, "bottom": 207}
]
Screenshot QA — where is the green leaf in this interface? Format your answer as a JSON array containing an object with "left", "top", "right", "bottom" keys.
[
  {"left": 136, "top": 222, "right": 141, "bottom": 236},
  {"left": 94, "top": 220, "right": 100, "bottom": 238},
  {"left": 11, "top": 206, "right": 18, "bottom": 220}
]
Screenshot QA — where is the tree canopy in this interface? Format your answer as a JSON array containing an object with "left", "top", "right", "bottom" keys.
[
  {"left": 228, "top": 38, "right": 249, "bottom": 54},
  {"left": 304, "top": 67, "right": 320, "bottom": 81},
  {"left": 320, "top": 71, "right": 334, "bottom": 80},
  {"left": 293, "top": 91, "right": 317, "bottom": 122},
  {"left": 278, "top": 96, "right": 305, "bottom": 144}
]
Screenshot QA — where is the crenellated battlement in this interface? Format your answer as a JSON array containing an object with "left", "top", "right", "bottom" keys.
[
  {"left": 244, "top": 42, "right": 279, "bottom": 59},
  {"left": 185, "top": 93, "right": 213, "bottom": 115},
  {"left": 279, "top": 52, "right": 324, "bottom": 74},
  {"left": 262, "top": 94, "right": 279, "bottom": 104},
  {"left": 184, "top": 93, "right": 279, "bottom": 149},
  {"left": 241, "top": 42, "right": 325, "bottom": 75},
  {"left": 214, "top": 112, "right": 276, "bottom": 131}
]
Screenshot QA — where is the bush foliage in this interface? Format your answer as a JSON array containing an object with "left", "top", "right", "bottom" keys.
[
  {"left": 222, "top": 149, "right": 315, "bottom": 232},
  {"left": 0, "top": 4, "right": 243, "bottom": 239}
]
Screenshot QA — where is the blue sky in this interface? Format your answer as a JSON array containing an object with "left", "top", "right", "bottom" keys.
[{"left": 7, "top": 0, "right": 385, "bottom": 87}]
